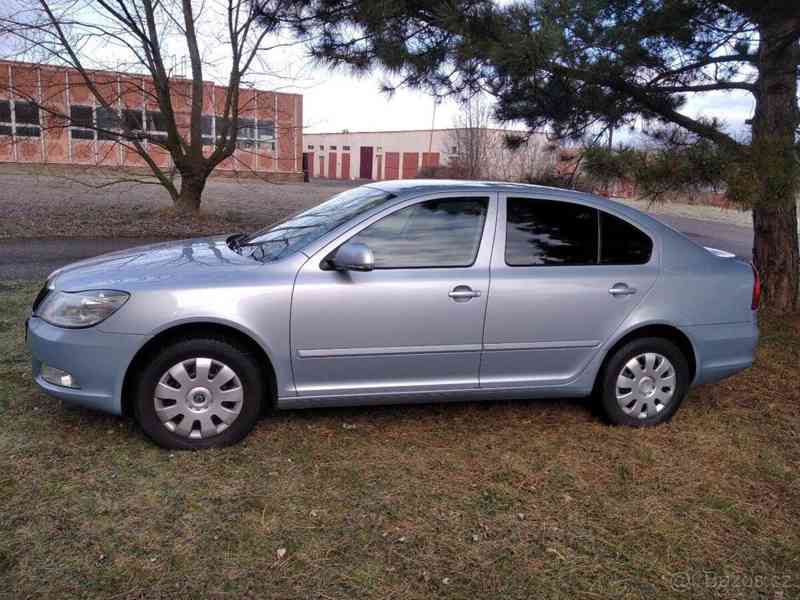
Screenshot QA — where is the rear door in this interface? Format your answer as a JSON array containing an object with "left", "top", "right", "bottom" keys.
[{"left": 480, "top": 194, "right": 659, "bottom": 388}]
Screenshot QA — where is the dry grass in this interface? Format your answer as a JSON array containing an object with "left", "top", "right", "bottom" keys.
[
  {"left": 1, "top": 281, "right": 799, "bottom": 599},
  {"left": 0, "top": 163, "right": 350, "bottom": 240}
]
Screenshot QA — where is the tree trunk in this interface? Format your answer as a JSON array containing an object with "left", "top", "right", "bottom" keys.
[
  {"left": 175, "top": 172, "right": 208, "bottom": 213},
  {"left": 751, "top": 19, "right": 800, "bottom": 311},
  {"left": 753, "top": 203, "right": 799, "bottom": 310}
]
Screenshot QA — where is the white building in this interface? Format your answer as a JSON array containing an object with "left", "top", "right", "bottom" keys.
[{"left": 303, "top": 128, "right": 554, "bottom": 181}]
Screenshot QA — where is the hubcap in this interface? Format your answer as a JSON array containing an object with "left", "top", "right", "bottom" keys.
[
  {"left": 153, "top": 357, "right": 244, "bottom": 439},
  {"left": 615, "top": 352, "right": 676, "bottom": 419}
]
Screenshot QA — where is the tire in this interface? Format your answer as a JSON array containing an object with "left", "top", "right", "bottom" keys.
[
  {"left": 599, "top": 337, "right": 689, "bottom": 427},
  {"left": 133, "top": 336, "right": 267, "bottom": 449}
]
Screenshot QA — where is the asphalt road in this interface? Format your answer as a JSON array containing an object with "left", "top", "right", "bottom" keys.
[{"left": 0, "top": 213, "right": 753, "bottom": 283}]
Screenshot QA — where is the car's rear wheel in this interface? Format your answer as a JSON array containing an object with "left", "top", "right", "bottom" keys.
[
  {"left": 599, "top": 337, "right": 689, "bottom": 427},
  {"left": 134, "top": 336, "right": 266, "bottom": 449}
]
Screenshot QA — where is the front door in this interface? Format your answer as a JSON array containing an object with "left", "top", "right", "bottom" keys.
[
  {"left": 291, "top": 193, "right": 497, "bottom": 398},
  {"left": 481, "top": 194, "right": 659, "bottom": 388}
]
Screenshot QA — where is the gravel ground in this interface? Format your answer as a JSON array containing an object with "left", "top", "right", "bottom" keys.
[
  {"left": 0, "top": 164, "right": 352, "bottom": 239},
  {"left": 618, "top": 197, "right": 754, "bottom": 228}
]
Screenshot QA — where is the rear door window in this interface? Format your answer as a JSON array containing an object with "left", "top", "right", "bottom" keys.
[{"left": 505, "top": 197, "right": 597, "bottom": 266}]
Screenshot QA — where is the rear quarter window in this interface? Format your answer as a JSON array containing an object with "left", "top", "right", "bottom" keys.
[{"left": 600, "top": 212, "right": 653, "bottom": 265}]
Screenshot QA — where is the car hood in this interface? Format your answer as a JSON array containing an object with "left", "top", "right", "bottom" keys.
[{"left": 49, "top": 236, "right": 265, "bottom": 291}]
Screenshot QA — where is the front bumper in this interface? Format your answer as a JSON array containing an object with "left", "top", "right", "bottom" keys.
[{"left": 27, "top": 317, "right": 147, "bottom": 415}]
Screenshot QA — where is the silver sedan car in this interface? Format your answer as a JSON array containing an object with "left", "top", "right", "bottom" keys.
[{"left": 27, "top": 181, "right": 759, "bottom": 449}]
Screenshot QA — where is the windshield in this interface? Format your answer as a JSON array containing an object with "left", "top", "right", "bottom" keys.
[{"left": 232, "top": 186, "right": 396, "bottom": 262}]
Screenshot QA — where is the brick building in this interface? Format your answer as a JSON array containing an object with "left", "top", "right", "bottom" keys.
[{"left": 0, "top": 59, "right": 303, "bottom": 180}]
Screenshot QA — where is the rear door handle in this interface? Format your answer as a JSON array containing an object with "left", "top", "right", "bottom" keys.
[
  {"left": 609, "top": 283, "right": 637, "bottom": 296},
  {"left": 449, "top": 285, "right": 481, "bottom": 301}
]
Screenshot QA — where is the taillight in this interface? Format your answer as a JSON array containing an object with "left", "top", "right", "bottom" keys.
[{"left": 751, "top": 263, "right": 761, "bottom": 310}]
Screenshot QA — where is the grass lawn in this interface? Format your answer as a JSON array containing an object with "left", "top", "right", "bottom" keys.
[{"left": 1, "top": 280, "right": 799, "bottom": 599}]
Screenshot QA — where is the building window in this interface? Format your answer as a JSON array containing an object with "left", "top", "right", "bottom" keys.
[
  {"left": 215, "top": 116, "right": 231, "bottom": 141},
  {"left": 237, "top": 117, "right": 256, "bottom": 148},
  {"left": 376, "top": 146, "right": 383, "bottom": 153},
  {"left": 307, "top": 144, "right": 314, "bottom": 150},
  {"left": 0, "top": 100, "right": 41, "bottom": 137},
  {"left": 96, "top": 107, "right": 119, "bottom": 141},
  {"left": 329, "top": 145, "right": 337, "bottom": 150},
  {"left": 146, "top": 110, "right": 168, "bottom": 142},
  {"left": 200, "top": 115, "right": 214, "bottom": 146},
  {"left": 121, "top": 109, "right": 144, "bottom": 137},
  {"left": 319, "top": 145, "right": 324, "bottom": 150},
  {"left": 70, "top": 105, "right": 94, "bottom": 140},
  {"left": 343, "top": 145, "right": 351, "bottom": 151},
  {"left": 14, "top": 101, "right": 40, "bottom": 137},
  {"left": 256, "top": 120, "right": 275, "bottom": 151},
  {"left": 0, "top": 101, "right": 11, "bottom": 135}
]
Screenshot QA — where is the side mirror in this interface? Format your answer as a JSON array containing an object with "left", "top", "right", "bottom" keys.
[{"left": 331, "top": 242, "right": 374, "bottom": 272}]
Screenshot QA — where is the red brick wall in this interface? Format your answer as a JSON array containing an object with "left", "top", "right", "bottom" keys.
[{"left": 0, "top": 60, "right": 302, "bottom": 175}]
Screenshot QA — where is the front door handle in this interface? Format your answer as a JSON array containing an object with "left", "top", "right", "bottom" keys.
[
  {"left": 609, "top": 283, "right": 637, "bottom": 296},
  {"left": 449, "top": 285, "right": 481, "bottom": 301}
]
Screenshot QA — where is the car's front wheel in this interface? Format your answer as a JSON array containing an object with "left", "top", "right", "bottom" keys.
[
  {"left": 134, "top": 336, "right": 266, "bottom": 449},
  {"left": 599, "top": 337, "right": 689, "bottom": 427}
]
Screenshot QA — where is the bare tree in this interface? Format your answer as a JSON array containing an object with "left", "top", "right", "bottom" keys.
[
  {"left": 481, "top": 131, "right": 557, "bottom": 182},
  {"left": 0, "top": 0, "right": 295, "bottom": 212},
  {"left": 448, "top": 96, "right": 491, "bottom": 179},
  {"left": 447, "top": 96, "right": 557, "bottom": 182}
]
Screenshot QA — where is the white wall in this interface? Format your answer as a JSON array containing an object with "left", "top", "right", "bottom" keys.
[
  {"left": 303, "top": 129, "right": 554, "bottom": 181},
  {"left": 303, "top": 130, "right": 457, "bottom": 179}
]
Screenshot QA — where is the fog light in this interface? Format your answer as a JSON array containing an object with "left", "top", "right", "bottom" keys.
[{"left": 41, "top": 364, "right": 80, "bottom": 389}]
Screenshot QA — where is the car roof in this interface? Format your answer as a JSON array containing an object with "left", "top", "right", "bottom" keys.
[
  {"left": 365, "top": 178, "right": 558, "bottom": 196},
  {"left": 363, "top": 179, "right": 658, "bottom": 227}
]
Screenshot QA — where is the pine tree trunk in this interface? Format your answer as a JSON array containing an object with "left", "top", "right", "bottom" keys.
[
  {"left": 752, "top": 20, "right": 800, "bottom": 311},
  {"left": 753, "top": 203, "right": 799, "bottom": 310},
  {"left": 175, "top": 172, "right": 207, "bottom": 213}
]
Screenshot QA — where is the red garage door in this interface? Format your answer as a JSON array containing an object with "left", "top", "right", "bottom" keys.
[
  {"left": 341, "top": 153, "right": 351, "bottom": 179},
  {"left": 402, "top": 152, "right": 419, "bottom": 178},
  {"left": 385, "top": 152, "right": 400, "bottom": 179},
  {"left": 328, "top": 152, "right": 337, "bottom": 178},
  {"left": 318, "top": 155, "right": 325, "bottom": 177}
]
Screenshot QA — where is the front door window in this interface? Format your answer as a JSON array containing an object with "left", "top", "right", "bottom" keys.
[{"left": 350, "top": 197, "right": 489, "bottom": 268}]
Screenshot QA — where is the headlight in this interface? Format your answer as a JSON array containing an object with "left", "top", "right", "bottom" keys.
[{"left": 37, "top": 290, "right": 130, "bottom": 328}]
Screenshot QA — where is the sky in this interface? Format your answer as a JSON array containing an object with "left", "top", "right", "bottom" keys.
[
  {"left": 287, "top": 71, "right": 463, "bottom": 134},
  {"left": 280, "top": 64, "right": 755, "bottom": 141}
]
